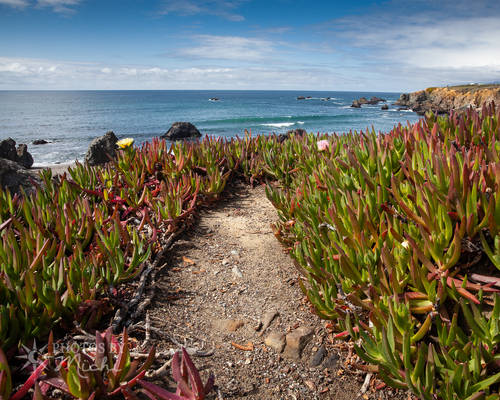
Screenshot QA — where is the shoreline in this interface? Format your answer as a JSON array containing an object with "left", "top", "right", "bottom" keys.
[{"left": 32, "top": 163, "right": 74, "bottom": 176}]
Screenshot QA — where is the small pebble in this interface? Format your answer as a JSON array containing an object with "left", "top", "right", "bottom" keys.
[
  {"left": 322, "top": 353, "right": 339, "bottom": 370},
  {"left": 232, "top": 266, "right": 243, "bottom": 278},
  {"left": 231, "top": 250, "right": 240, "bottom": 257},
  {"left": 310, "top": 345, "right": 327, "bottom": 367},
  {"left": 222, "top": 259, "right": 230, "bottom": 266}
]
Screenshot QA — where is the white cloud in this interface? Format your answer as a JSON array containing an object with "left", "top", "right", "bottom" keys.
[
  {"left": 179, "top": 35, "right": 276, "bottom": 61},
  {"left": 319, "top": 1, "right": 500, "bottom": 89},
  {"left": 0, "top": 57, "right": 353, "bottom": 90},
  {"left": 36, "top": 0, "right": 81, "bottom": 13},
  {"left": 336, "top": 16, "right": 500, "bottom": 70},
  {"left": 0, "top": 0, "right": 82, "bottom": 12},
  {"left": 0, "top": 0, "right": 29, "bottom": 7},
  {"left": 160, "top": 0, "right": 246, "bottom": 21}
]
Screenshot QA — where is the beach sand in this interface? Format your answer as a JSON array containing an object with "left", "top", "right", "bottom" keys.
[{"left": 33, "top": 163, "right": 74, "bottom": 176}]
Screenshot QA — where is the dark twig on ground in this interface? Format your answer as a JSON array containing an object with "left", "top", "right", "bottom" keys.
[{"left": 110, "top": 222, "right": 190, "bottom": 332}]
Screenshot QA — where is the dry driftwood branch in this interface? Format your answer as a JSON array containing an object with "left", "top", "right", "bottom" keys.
[
  {"left": 111, "top": 223, "right": 189, "bottom": 331},
  {"left": 145, "top": 358, "right": 172, "bottom": 378},
  {"left": 111, "top": 263, "right": 153, "bottom": 331},
  {"left": 358, "top": 372, "right": 373, "bottom": 398}
]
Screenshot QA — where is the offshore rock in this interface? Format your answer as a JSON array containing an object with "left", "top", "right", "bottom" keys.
[
  {"left": 352, "top": 96, "right": 386, "bottom": 108},
  {"left": 85, "top": 131, "right": 118, "bottom": 166},
  {"left": 162, "top": 122, "right": 202, "bottom": 140},
  {"left": 368, "top": 96, "right": 386, "bottom": 104}
]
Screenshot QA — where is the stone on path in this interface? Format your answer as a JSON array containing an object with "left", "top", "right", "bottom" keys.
[
  {"left": 257, "top": 310, "right": 279, "bottom": 336},
  {"left": 213, "top": 318, "right": 245, "bottom": 332},
  {"left": 310, "top": 345, "right": 326, "bottom": 367},
  {"left": 264, "top": 332, "right": 286, "bottom": 353},
  {"left": 283, "top": 326, "right": 313, "bottom": 360}
]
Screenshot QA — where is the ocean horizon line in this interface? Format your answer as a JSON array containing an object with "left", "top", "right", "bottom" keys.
[{"left": 0, "top": 89, "right": 404, "bottom": 94}]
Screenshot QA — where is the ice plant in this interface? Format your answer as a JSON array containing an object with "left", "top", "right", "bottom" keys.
[
  {"left": 316, "top": 139, "right": 329, "bottom": 151},
  {"left": 139, "top": 347, "right": 214, "bottom": 400},
  {"left": 266, "top": 103, "right": 500, "bottom": 399},
  {"left": 117, "top": 138, "right": 134, "bottom": 149}
]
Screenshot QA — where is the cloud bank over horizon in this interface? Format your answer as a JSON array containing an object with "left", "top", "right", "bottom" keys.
[{"left": 0, "top": 0, "right": 499, "bottom": 91}]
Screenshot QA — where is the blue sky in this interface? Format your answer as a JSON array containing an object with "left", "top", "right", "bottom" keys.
[{"left": 0, "top": 0, "right": 499, "bottom": 91}]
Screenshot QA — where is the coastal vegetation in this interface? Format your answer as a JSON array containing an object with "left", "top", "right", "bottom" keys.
[{"left": 0, "top": 103, "right": 499, "bottom": 398}]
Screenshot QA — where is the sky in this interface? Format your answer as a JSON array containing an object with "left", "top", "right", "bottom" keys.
[{"left": 0, "top": 0, "right": 499, "bottom": 91}]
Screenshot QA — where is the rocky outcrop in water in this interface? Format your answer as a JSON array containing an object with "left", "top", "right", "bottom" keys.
[
  {"left": 394, "top": 85, "right": 500, "bottom": 115},
  {"left": 351, "top": 96, "right": 386, "bottom": 108},
  {"left": 85, "top": 131, "right": 118, "bottom": 166},
  {"left": 162, "top": 122, "right": 201, "bottom": 140}
]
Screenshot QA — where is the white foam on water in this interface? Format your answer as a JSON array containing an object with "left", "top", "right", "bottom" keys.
[{"left": 261, "top": 122, "right": 295, "bottom": 128}]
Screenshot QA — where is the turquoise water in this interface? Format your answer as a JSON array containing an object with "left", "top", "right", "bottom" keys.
[{"left": 0, "top": 90, "right": 419, "bottom": 166}]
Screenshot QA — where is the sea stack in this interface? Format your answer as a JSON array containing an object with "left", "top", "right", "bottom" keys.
[{"left": 162, "top": 122, "right": 202, "bottom": 140}]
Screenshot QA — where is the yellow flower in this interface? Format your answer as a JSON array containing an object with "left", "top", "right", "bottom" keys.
[{"left": 117, "top": 138, "right": 134, "bottom": 149}]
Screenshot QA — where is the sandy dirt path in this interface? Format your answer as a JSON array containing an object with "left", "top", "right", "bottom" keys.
[{"left": 142, "top": 183, "right": 412, "bottom": 400}]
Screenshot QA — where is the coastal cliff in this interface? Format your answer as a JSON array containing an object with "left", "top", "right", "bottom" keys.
[{"left": 395, "top": 84, "right": 500, "bottom": 115}]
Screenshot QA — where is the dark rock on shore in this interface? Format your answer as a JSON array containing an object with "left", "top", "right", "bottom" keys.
[
  {"left": 162, "top": 122, "right": 201, "bottom": 140},
  {"left": 16, "top": 144, "right": 34, "bottom": 168},
  {"left": 85, "top": 131, "right": 118, "bottom": 166},
  {"left": 0, "top": 138, "right": 34, "bottom": 168},
  {"left": 278, "top": 128, "right": 307, "bottom": 143},
  {"left": 381, "top": 104, "right": 389, "bottom": 110},
  {"left": 33, "top": 139, "right": 49, "bottom": 145},
  {"left": 0, "top": 157, "right": 41, "bottom": 194},
  {"left": 296, "top": 96, "right": 305, "bottom": 100},
  {"left": 286, "top": 128, "right": 307, "bottom": 136},
  {"left": 351, "top": 100, "right": 361, "bottom": 108},
  {"left": 0, "top": 138, "right": 18, "bottom": 161}
]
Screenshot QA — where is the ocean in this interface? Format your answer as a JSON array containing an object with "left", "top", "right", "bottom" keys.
[{"left": 0, "top": 90, "right": 420, "bottom": 166}]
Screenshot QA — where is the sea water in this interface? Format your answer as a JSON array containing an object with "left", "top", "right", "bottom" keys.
[{"left": 0, "top": 90, "right": 419, "bottom": 166}]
